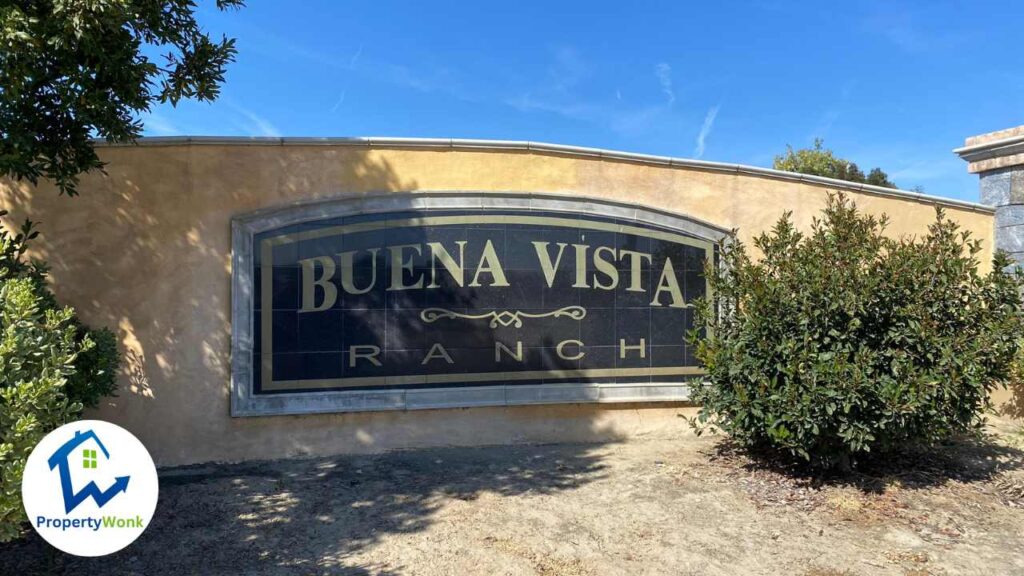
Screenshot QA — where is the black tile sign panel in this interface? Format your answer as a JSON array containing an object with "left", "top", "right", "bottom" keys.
[{"left": 252, "top": 210, "right": 712, "bottom": 394}]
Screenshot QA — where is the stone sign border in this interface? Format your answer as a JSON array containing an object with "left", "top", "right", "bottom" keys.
[{"left": 230, "top": 192, "right": 730, "bottom": 417}]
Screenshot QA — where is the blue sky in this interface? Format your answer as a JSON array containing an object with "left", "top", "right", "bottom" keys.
[{"left": 141, "top": 1, "right": 1024, "bottom": 202}]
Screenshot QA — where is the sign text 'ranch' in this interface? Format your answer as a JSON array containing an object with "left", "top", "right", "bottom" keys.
[{"left": 252, "top": 210, "right": 713, "bottom": 393}]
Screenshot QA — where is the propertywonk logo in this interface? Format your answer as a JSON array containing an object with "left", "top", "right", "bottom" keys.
[{"left": 22, "top": 420, "right": 158, "bottom": 556}]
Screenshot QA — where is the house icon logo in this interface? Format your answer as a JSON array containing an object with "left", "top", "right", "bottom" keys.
[
  {"left": 47, "top": 429, "right": 130, "bottom": 514},
  {"left": 22, "top": 420, "right": 159, "bottom": 557}
]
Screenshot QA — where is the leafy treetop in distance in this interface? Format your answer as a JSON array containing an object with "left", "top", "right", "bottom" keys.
[
  {"left": 773, "top": 138, "right": 898, "bottom": 190},
  {"left": 0, "top": 0, "right": 244, "bottom": 196}
]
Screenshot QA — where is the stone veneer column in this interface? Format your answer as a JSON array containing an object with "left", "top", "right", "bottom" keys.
[{"left": 956, "top": 125, "right": 1024, "bottom": 269}]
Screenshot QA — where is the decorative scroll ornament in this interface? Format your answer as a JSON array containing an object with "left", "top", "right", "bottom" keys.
[{"left": 420, "top": 306, "right": 587, "bottom": 329}]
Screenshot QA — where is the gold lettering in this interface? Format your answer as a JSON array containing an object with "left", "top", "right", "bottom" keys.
[
  {"left": 619, "top": 250, "right": 652, "bottom": 292},
  {"left": 339, "top": 249, "right": 379, "bottom": 295},
  {"left": 422, "top": 342, "right": 455, "bottom": 365},
  {"left": 349, "top": 345, "right": 382, "bottom": 367},
  {"left": 495, "top": 341, "right": 524, "bottom": 363},
  {"left": 387, "top": 244, "right": 424, "bottom": 291},
  {"left": 556, "top": 339, "right": 585, "bottom": 361},
  {"left": 427, "top": 241, "right": 467, "bottom": 288},
  {"left": 469, "top": 240, "right": 510, "bottom": 287},
  {"left": 592, "top": 246, "right": 619, "bottom": 290},
  {"left": 619, "top": 338, "right": 647, "bottom": 359},
  {"left": 650, "top": 258, "right": 685, "bottom": 308},
  {"left": 573, "top": 244, "right": 590, "bottom": 288},
  {"left": 531, "top": 241, "right": 568, "bottom": 287},
  {"left": 299, "top": 256, "right": 337, "bottom": 312}
]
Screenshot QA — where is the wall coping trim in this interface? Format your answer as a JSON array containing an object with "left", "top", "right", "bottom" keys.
[{"left": 93, "top": 136, "right": 994, "bottom": 214}]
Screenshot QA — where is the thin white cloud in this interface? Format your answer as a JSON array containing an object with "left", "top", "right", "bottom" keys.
[
  {"left": 866, "top": 11, "right": 928, "bottom": 52},
  {"left": 889, "top": 158, "right": 960, "bottom": 182},
  {"left": 809, "top": 81, "right": 856, "bottom": 141},
  {"left": 242, "top": 24, "right": 477, "bottom": 103},
  {"left": 227, "top": 102, "right": 281, "bottom": 137},
  {"left": 140, "top": 112, "right": 180, "bottom": 136},
  {"left": 694, "top": 105, "right": 721, "bottom": 159},
  {"left": 240, "top": 30, "right": 682, "bottom": 139},
  {"left": 549, "top": 47, "right": 587, "bottom": 93},
  {"left": 506, "top": 92, "right": 666, "bottom": 138},
  {"left": 505, "top": 93, "right": 601, "bottom": 122},
  {"left": 378, "top": 62, "right": 480, "bottom": 103},
  {"left": 862, "top": 8, "right": 967, "bottom": 53},
  {"left": 330, "top": 44, "right": 362, "bottom": 114},
  {"left": 812, "top": 109, "right": 840, "bottom": 139},
  {"left": 507, "top": 49, "right": 677, "bottom": 137},
  {"left": 348, "top": 44, "right": 363, "bottom": 70},
  {"left": 330, "top": 90, "right": 346, "bottom": 113},
  {"left": 654, "top": 63, "right": 675, "bottom": 107},
  {"left": 609, "top": 105, "right": 665, "bottom": 137}
]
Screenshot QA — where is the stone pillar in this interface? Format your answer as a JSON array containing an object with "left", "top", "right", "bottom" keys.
[{"left": 956, "top": 126, "right": 1024, "bottom": 269}]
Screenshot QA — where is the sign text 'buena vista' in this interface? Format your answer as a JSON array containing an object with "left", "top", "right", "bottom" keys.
[{"left": 252, "top": 209, "right": 713, "bottom": 393}]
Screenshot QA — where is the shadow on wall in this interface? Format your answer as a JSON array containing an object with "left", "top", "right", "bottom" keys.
[
  {"left": 991, "top": 345, "right": 1024, "bottom": 420},
  {"left": 0, "top": 147, "right": 505, "bottom": 461},
  {"left": 1003, "top": 378, "right": 1024, "bottom": 421},
  {"left": 0, "top": 146, "right": 683, "bottom": 572},
  {"left": 0, "top": 437, "right": 620, "bottom": 575},
  {"left": 0, "top": 145, "right": 664, "bottom": 448}
]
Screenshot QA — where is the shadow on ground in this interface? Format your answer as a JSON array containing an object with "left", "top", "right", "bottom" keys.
[
  {"left": 705, "top": 429, "right": 1024, "bottom": 497},
  {"left": 0, "top": 441, "right": 612, "bottom": 575}
]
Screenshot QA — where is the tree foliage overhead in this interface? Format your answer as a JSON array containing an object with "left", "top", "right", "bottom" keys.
[
  {"left": 0, "top": 0, "right": 243, "bottom": 196},
  {"left": 688, "top": 194, "right": 1024, "bottom": 470},
  {"left": 774, "top": 139, "right": 897, "bottom": 189}
]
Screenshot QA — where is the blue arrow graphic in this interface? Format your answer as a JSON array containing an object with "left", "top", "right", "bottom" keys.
[
  {"left": 47, "top": 429, "right": 131, "bottom": 513},
  {"left": 58, "top": 471, "right": 130, "bottom": 513}
]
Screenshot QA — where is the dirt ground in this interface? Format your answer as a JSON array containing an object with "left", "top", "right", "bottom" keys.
[{"left": 3, "top": 417, "right": 1023, "bottom": 576}]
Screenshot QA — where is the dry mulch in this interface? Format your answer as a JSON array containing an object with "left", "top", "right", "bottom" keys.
[{"left": 2, "top": 418, "right": 1023, "bottom": 575}]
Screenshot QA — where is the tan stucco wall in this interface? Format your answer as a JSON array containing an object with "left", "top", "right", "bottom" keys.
[{"left": 0, "top": 143, "right": 998, "bottom": 465}]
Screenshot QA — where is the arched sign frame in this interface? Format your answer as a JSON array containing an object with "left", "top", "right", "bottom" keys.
[{"left": 230, "top": 192, "right": 730, "bottom": 416}]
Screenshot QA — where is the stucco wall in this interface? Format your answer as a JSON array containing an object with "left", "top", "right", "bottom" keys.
[{"left": 0, "top": 141, "right": 999, "bottom": 465}]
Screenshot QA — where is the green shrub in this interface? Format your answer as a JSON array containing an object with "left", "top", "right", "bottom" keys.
[
  {"left": 0, "top": 212, "right": 119, "bottom": 541},
  {"left": 1005, "top": 344, "right": 1024, "bottom": 420},
  {"left": 689, "top": 194, "right": 1024, "bottom": 470}
]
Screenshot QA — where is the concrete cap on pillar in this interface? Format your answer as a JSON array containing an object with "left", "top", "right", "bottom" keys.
[
  {"left": 956, "top": 125, "right": 1024, "bottom": 268},
  {"left": 955, "top": 125, "right": 1024, "bottom": 174}
]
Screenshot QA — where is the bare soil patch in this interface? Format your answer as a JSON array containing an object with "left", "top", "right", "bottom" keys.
[{"left": 3, "top": 417, "right": 1023, "bottom": 575}]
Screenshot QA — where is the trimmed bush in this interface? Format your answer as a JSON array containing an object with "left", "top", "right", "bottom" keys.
[
  {"left": 1005, "top": 346, "right": 1024, "bottom": 420},
  {"left": 0, "top": 213, "right": 119, "bottom": 541},
  {"left": 689, "top": 194, "right": 1024, "bottom": 469}
]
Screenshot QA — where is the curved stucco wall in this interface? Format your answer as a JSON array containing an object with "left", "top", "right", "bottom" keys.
[{"left": 0, "top": 140, "right": 996, "bottom": 465}]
